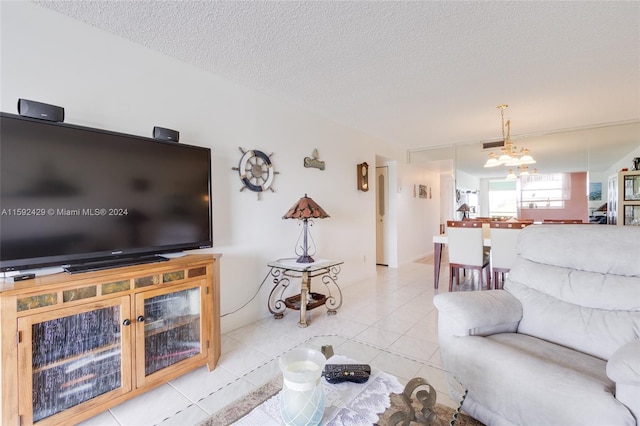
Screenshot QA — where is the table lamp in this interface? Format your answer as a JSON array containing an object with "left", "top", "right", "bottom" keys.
[
  {"left": 457, "top": 203, "right": 470, "bottom": 220},
  {"left": 283, "top": 194, "right": 330, "bottom": 263}
]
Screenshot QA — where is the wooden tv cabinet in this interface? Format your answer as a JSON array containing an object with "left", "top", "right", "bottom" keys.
[{"left": 0, "top": 254, "right": 221, "bottom": 426}]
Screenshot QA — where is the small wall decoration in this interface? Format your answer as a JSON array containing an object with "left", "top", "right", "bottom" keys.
[
  {"left": 589, "top": 182, "right": 602, "bottom": 201},
  {"left": 357, "top": 162, "right": 369, "bottom": 191},
  {"left": 304, "top": 148, "right": 325, "bottom": 170},
  {"left": 231, "top": 146, "right": 278, "bottom": 200},
  {"left": 418, "top": 185, "right": 428, "bottom": 199}
]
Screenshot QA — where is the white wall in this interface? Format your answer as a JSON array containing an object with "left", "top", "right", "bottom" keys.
[
  {"left": 396, "top": 165, "right": 441, "bottom": 264},
  {"left": 608, "top": 145, "right": 640, "bottom": 176},
  {"left": 440, "top": 173, "right": 454, "bottom": 225},
  {"left": 455, "top": 169, "right": 480, "bottom": 192},
  {"left": 1, "top": 2, "right": 435, "bottom": 332}
]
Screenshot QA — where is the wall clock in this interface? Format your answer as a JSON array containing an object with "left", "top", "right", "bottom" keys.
[
  {"left": 357, "top": 162, "right": 369, "bottom": 192},
  {"left": 232, "top": 147, "right": 278, "bottom": 200}
]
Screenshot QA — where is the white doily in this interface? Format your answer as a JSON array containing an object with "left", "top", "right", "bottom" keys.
[{"left": 234, "top": 355, "right": 404, "bottom": 425}]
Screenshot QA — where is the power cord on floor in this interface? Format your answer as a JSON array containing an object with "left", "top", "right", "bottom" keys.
[
  {"left": 220, "top": 269, "right": 272, "bottom": 317},
  {"left": 220, "top": 258, "right": 302, "bottom": 317}
]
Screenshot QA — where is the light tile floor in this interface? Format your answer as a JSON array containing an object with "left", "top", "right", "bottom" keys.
[{"left": 81, "top": 256, "right": 477, "bottom": 426}]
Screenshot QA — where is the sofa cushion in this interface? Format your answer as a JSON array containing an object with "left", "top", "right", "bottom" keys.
[
  {"left": 504, "top": 225, "right": 640, "bottom": 360},
  {"left": 447, "top": 333, "right": 635, "bottom": 425},
  {"left": 514, "top": 224, "right": 640, "bottom": 276}
]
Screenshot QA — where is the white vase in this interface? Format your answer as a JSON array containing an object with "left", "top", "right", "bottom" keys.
[{"left": 279, "top": 348, "right": 326, "bottom": 426}]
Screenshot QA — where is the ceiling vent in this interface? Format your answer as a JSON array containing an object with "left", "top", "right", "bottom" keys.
[{"left": 482, "top": 140, "right": 505, "bottom": 150}]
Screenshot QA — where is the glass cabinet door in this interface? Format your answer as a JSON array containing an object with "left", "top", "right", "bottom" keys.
[
  {"left": 608, "top": 176, "right": 617, "bottom": 224},
  {"left": 624, "top": 205, "right": 640, "bottom": 226},
  {"left": 135, "top": 282, "right": 206, "bottom": 386},
  {"left": 623, "top": 174, "right": 640, "bottom": 201},
  {"left": 18, "top": 296, "right": 131, "bottom": 425}
]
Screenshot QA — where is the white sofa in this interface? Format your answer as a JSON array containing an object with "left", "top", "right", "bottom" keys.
[{"left": 434, "top": 224, "right": 640, "bottom": 425}]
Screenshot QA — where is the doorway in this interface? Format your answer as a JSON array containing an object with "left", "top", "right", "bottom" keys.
[{"left": 376, "top": 166, "right": 390, "bottom": 266}]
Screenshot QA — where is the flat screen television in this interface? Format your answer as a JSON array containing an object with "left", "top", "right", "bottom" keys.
[{"left": 0, "top": 112, "right": 213, "bottom": 274}]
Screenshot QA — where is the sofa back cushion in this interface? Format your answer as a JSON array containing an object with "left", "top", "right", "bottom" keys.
[{"left": 504, "top": 224, "right": 640, "bottom": 360}]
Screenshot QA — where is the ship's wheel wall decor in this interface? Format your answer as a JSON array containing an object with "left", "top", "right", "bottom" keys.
[{"left": 232, "top": 147, "right": 278, "bottom": 200}]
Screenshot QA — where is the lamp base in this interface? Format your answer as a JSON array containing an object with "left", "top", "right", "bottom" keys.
[{"left": 296, "top": 255, "right": 315, "bottom": 263}]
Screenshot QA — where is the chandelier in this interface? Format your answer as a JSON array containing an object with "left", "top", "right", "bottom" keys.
[{"left": 483, "top": 105, "right": 536, "bottom": 175}]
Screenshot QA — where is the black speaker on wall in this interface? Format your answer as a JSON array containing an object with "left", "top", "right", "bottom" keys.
[
  {"left": 17, "top": 98, "right": 65, "bottom": 122},
  {"left": 153, "top": 126, "right": 179, "bottom": 142}
]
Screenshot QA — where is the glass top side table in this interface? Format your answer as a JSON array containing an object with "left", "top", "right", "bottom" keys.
[{"left": 266, "top": 258, "right": 343, "bottom": 327}]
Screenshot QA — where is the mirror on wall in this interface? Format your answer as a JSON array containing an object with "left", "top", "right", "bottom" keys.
[{"left": 409, "top": 121, "right": 640, "bottom": 223}]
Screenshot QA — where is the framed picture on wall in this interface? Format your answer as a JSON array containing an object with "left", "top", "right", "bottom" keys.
[
  {"left": 589, "top": 182, "right": 602, "bottom": 201},
  {"left": 418, "top": 185, "right": 428, "bottom": 198}
]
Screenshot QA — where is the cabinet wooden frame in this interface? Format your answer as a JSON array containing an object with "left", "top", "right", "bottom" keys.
[
  {"left": 0, "top": 254, "right": 221, "bottom": 426},
  {"left": 17, "top": 296, "right": 133, "bottom": 426},
  {"left": 133, "top": 280, "right": 209, "bottom": 388},
  {"left": 617, "top": 170, "right": 640, "bottom": 226}
]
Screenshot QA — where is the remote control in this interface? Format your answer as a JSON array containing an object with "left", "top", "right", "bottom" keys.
[
  {"left": 13, "top": 273, "right": 36, "bottom": 282},
  {"left": 323, "top": 364, "right": 371, "bottom": 384}
]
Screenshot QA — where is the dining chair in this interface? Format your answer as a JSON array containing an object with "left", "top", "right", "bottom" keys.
[
  {"left": 489, "top": 221, "right": 532, "bottom": 289},
  {"left": 446, "top": 220, "right": 491, "bottom": 292}
]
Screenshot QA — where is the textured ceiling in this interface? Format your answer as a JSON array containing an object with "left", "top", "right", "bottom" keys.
[{"left": 34, "top": 1, "right": 640, "bottom": 158}]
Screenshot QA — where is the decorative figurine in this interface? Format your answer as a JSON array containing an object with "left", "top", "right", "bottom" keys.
[{"left": 304, "top": 148, "right": 325, "bottom": 170}]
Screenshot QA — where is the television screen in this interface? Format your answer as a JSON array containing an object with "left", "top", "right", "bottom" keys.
[{"left": 0, "top": 112, "right": 212, "bottom": 273}]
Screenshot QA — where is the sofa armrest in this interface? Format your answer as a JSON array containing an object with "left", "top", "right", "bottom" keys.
[
  {"left": 434, "top": 290, "right": 522, "bottom": 339},
  {"left": 607, "top": 340, "right": 640, "bottom": 421},
  {"left": 607, "top": 340, "right": 640, "bottom": 385}
]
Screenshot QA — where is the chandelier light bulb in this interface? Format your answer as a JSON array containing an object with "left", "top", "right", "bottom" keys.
[
  {"left": 498, "top": 153, "right": 513, "bottom": 163},
  {"left": 504, "top": 157, "right": 522, "bottom": 166},
  {"left": 484, "top": 153, "right": 500, "bottom": 167},
  {"left": 519, "top": 149, "right": 536, "bottom": 164}
]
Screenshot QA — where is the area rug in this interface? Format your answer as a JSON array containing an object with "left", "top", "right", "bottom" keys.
[{"left": 198, "top": 375, "right": 483, "bottom": 426}]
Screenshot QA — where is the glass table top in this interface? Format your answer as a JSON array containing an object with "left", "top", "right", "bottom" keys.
[
  {"left": 205, "top": 335, "right": 469, "bottom": 425},
  {"left": 267, "top": 258, "right": 344, "bottom": 273}
]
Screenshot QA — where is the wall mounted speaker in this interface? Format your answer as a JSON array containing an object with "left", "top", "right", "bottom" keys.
[
  {"left": 153, "top": 126, "right": 179, "bottom": 142},
  {"left": 17, "top": 98, "right": 65, "bottom": 122}
]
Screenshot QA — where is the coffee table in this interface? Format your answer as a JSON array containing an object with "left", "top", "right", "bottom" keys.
[
  {"left": 232, "top": 353, "right": 403, "bottom": 424},
  {"left": 200, "top": 341, "right": 470, "bottom": 426}
]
